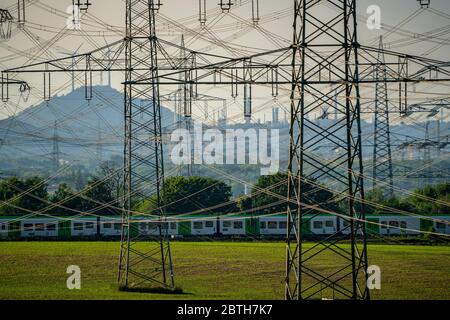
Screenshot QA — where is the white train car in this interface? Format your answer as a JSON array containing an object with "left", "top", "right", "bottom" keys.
[
  {"left": 0, "top": 221, "right": 8, "bottom": 238},
  {"left": 138, "top": 221, "right": 179, "bottom": 236},
  {"left": 432, "top": 216, "right": 450, "bottom": 235},
  {"left": 259, "top": 216, "right": 286, "bottom": 236},
  {"left": 165, "top": 221, "right": 180, "bottom": 236},
  {"left": 101, "top": 220, "right": 122, "bottom": 237},
  {"left": 220, "top": 219, "right": 246, "bottom": 236},
  {"left": 70, "top": 218, "right": 98, "bottom": 237},
  {"left": 339, "top": 215, "right": 421, "bottom": 236},
  {"left": 378, "top": 216, "right": 420, "bottom": 236},
  {"left": 310, "top": 216, "right": 338, "bottom": 235},
  {"left": 21, "top": 219, "right": 59, "bottom": 237},
  {"left": 189, "top": 220, "right": 215, "bottom": 236}
]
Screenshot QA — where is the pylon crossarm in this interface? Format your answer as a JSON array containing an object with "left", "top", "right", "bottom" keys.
[
  {"left": 359, "top": 45, "right": 450, "bottom": 83},
  {"left": 129, "top": 46, "right": 293, "bottom": 86},
  {"left": 1, "top": 75, "right": 29, "bottom": 101}
]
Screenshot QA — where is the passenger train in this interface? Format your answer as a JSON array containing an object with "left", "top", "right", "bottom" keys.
[{"left": 0, "top": 214, "right": 449, "bottom": 239}]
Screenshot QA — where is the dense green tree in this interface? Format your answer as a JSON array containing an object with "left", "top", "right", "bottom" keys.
[
  {"left": 98, "top": 161, "right": 122, "bottom": 201},
  {"left": 365, "top": 189, "right": 414, "bottom": 214},
  {"left": 239, "top": 173, "right": 338, "bottom": 214},
  {"left": 365, "top": 183, "right": 450, "bottom": 215},
  {"left": 50, "top": 183, "right": 84, "bottom": 215},
  {"left": 405, "top": 183, "right": 450, "bottom": 215},
  {"left": 0, "top": 177, "right": 48, "bottom": 214},
  {"left": 135, "top": 176, "right": 234, "bottom": 215},
  {"left": 70, "top": 168, "right": 87, "bottom": 191},
  {"left": 82, "top": 176, "right": 118, "bottom": 214}
]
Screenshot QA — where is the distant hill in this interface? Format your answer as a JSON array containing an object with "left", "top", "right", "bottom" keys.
[
  {"left": 0, "top": 85, "right": 447, "bottom": 193},
  {"left": 0, "top": 85, "right": 177, "bottom": 159}
]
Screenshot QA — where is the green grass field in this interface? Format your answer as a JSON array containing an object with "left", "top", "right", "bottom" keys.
[{"left": 0, "top": 242, "right": 449, "bottom": 300}]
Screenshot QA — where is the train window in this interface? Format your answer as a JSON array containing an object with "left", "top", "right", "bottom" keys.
[
  {"left": 389, "top": 221, "right": 399, "bottom": 228},
  {"left": 381, "top": 221, "right": 387, "bottom": 229},
  {"left": 46, "top": 224, "right": 56, "bottom": 231},
  {"left": 268, "top": 221, "right": 277, "bottom": 229},
  {"left": 170, "top": 222, "right": 177, "bottom": 230},
  {"left": 103, "top": 223, "right": 112, "bottom": 229},
  {"left": 149, "top": 223, "right": 157, "bottom": 230},
  {"left": 343, "top": 220, "right": 350, "bottom": 228},
  {"left": 436, "top": 222, "right": 446, "bottom": 229},
  {"left": 35, "top": 223, "right": 45, "bottom": 231},
  {"left": 233, "top": 221, "right": 243, "bottom": 229},
  {"left": 223, "top": 221, "right": 232, "bottom": 228},
  {"left": 193, "top": 222, "right": 203, "bottom": 229},
  {"left": 1, "top": 224, "right": 5, "bottom": 230},
  {"left": 400, "top": 221, "right": 407, "bottom": 229},
  {"left": 325, "top": 220, "right": 334, "bottom": 228},
  {"left": 161, "top": 222, "right": 169, "bottom": 230},
  {"left": 205, "top": 221, "right": 214, "bottom": 228},
  {"left": 24, "top": 224, "right": 33, "bottom": 231},
  {"left": 313, "top": 221, "right": 323, "bottom": 229},
  {"left": 260, "top": 221, "right": 266, "bottom": 229},
  {"left": 278, "top": 221, "right": 287, "bottom": 229},
  {"left": 114, "top": 223, "right": 121, "bottom": 230},
  {"left": 85, "top": 222, "right": 94, "bottom": 229},
  {"left": 74, "top": 223, "right": 84, "bottom": 231}
]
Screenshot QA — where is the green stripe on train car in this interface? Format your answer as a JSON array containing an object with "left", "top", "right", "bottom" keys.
[
  {"left": 8, "top": 221, "right": 21, "bottom": 238},
  {"left": 420, "top": 219, "right": 434, "bottom": 232},
  {"left": 58, "top": 221, "right": 71, "bottom": 238},
  {"left": 245, "top": 218, "right": 260, "bottom": 236},
  {"left": 301, "top": 220, "right": 311, "bottom": 235},
  {"left": 366, "top": 218, "right": 380, "bottom": 234},
  {"left": 130, "top": 222, "right": 140, "bottom": 237},
  {"left": 178, "top": 221, "right": 191, "bottom": 236}
]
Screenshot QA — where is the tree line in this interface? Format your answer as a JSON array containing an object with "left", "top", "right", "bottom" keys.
[
  {"left": 0, "top": 168, "right": 448, "bottom": 216},
  {"left": 366, "top": 183, "right": 450, "bottom": 215}
]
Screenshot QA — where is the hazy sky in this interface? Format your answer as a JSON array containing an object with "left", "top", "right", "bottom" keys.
[{"left": 0, "top": 0, "right": 449, "bottom": 124}]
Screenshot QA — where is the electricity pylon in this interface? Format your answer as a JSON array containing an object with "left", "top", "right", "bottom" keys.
[
  {"left": 52, "top": 121, "right": 60, "bottom": 171},
  {"left": 118, "top": 0, "right": 174, "bottom": 290},
  {"left": 0, "top": 8, "right": 13, "bottom": 40},
  {"left": 286, "top": 0, "right": 370, "bottom": 300},
  {"left": 176, "top": 35, "right": 193, "bottom": 176},
  {"left": 423, "top": 120, "right": 432, "bottom": 185},
  {"left": 372, "top": 37, "right": 394, "bottom": 197},
  {"left": 96, "top": 120, "right": 103, "bottom": 163}
]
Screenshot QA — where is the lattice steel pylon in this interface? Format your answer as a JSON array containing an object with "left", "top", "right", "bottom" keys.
[
  {"left": 286, "top": 0, "right": 370, "bottom": 300},
  {"left": 423, "top": 120, "right": 432, "bottom": 185},
  {"left": 118, "top": 0, "right": 175, "bottom": 290},
  {"left": 52, "top": 121, "right": 60, "bottom": 171},
  {"left": 0, "top": 8, "right": 13, "bottom": 40},
  {"left": 372, "top": 37, "right": 394, "bottom": 197},
  {"left": 176, "top": 35, "right": 193, "bottom": 177}
]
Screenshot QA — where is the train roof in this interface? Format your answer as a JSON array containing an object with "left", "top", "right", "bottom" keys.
[{"left": 0, "top": 213, "right": 449, "bottom": 222}]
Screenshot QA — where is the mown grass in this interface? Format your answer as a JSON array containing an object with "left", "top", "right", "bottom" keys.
[{"left": 0, "top": 242, "right": 448, "bottom": 300}]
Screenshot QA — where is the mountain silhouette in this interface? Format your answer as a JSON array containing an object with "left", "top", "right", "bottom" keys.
[{"left": 0, "top": 85, "right": 177, "bottom": 158}]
